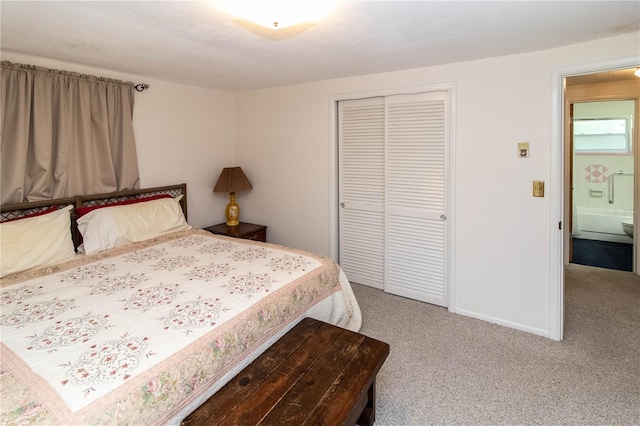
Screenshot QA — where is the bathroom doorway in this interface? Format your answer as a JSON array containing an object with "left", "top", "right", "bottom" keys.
[
  {"left": 570, "top": 99, "right": 635, "bottom": 271},
  {"left": 565, "top": 71, "right": 639, "bottom": 272}
]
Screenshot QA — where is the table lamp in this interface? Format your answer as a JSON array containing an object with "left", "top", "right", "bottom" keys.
[{"left": 213, "top": 167, "right": 253, "bottom": 226}]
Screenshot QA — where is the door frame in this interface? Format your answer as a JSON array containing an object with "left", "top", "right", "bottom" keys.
[
  {"left": 550, "top": 56, "right": 639, "bottom": 341},
  {"left": 328, "top": 82, "right": 457, "bottom": 312}
]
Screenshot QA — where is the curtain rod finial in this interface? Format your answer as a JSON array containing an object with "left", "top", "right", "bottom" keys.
[{"left": 134, "top": 83, "right": 149, "bottom": 92}]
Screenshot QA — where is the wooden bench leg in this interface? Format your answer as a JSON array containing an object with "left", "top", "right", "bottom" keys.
[{"left": 357, "top": 380, "right": 377, "bottom": 426}]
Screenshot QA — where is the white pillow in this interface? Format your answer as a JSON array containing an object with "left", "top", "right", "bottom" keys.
[
  {"left": 0, "top": 205, "right": 76, "bottom": 278},
  {"left": 77, "top": 196, "right": 191, "bottom": 254}
]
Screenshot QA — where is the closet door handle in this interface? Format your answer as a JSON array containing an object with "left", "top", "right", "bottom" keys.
[
  {"left": 440, "top": 214, "right": 447, "bottom": 221},
  {"left": 340, "top": 203, "right": 345, "bottom": 208}
]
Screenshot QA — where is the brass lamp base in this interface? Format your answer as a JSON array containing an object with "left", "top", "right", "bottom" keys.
[{"left": 225, "top": 192, "right": 240, "bottom": 227}]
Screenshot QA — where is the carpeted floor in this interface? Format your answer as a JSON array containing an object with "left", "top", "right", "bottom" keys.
[
  {"left": 351, "top": 264, "right": 640, "bottom": 425},
  {"left": 571, "top": 238, "right": 632, "bottom": 271}
]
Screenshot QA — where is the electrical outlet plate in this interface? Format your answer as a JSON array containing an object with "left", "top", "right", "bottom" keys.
[
  {"left": 518, "top": 142, "right": 529, "bottom": 158},
  {"left": 533, "top": 180, "right": 544, "bottom": 197}
]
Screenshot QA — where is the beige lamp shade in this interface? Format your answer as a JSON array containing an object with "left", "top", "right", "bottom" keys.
[{"left": 213, "top": 167, "right": 252, "bottom": 226}]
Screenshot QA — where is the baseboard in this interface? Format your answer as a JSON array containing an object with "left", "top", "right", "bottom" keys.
[{"left": 454, "top": 308, "right": 550, "bottom": 338}]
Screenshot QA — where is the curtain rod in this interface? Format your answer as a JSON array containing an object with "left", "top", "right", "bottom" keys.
[{"left": 2, "top": 61, "right": 150, "bottom": 92}]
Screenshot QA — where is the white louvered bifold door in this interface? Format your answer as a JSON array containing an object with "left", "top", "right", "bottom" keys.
[
  {"left": 385, "top": 92, "right": 448, "bottom": 306},
  {"left": 338, "top": 97, "right": 385, "bottom": 289}
]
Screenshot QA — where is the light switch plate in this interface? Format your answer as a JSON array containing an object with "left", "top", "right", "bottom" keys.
[
  {"left": 533, "top": 180, "right": 544, "bottom": 197},
  {"left": 518, "top": 142, "right": 529, "bottom": 158}
]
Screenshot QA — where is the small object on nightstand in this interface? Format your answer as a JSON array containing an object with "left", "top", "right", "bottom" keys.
[
  {"left": 213, "top": 167, "right": 253, "bottom": 227},
  {"left": 203, "top": 222, "right": 267, "bottom": 242}
]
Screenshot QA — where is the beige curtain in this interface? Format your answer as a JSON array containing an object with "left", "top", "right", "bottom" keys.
[{"left": 1, "top": 61, "right": 140, "bottom": 204}]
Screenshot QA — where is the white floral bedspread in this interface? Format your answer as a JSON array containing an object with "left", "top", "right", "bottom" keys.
[{"left": 0, "top": 230, "right": 355, "bottom": 425}]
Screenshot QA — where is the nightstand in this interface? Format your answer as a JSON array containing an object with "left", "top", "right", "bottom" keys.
[{"left": 203, "top": 222, "right": 267, "bottom": 242}]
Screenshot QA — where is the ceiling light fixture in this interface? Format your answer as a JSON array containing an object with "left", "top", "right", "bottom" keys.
[
  {"left": 635, "top": 68, "right": 640, "bottom": 77},
  {"left": 213, "top": 0, "right": 338, "bottom": 30}
]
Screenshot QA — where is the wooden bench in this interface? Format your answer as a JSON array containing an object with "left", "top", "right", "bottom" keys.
[{"left": 181, "top": 317, "right": 390, "bottom": 425}]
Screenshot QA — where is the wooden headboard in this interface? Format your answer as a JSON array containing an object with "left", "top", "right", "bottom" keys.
[{"left": 1, "top": 183, "right": 187, "bottom": 249}]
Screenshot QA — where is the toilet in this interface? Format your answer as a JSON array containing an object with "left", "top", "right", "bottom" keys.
[{"left": 622, "top": 219, "right": 634, "bottom": 238}]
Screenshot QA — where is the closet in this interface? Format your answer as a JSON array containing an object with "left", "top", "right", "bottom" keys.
[{"left": 338, "top": 91, "right": 449, "bottom": 307}]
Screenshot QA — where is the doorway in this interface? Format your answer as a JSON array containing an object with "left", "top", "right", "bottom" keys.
[
  {"left": 567, "top": 98, "right": 636, "bottom": 272},
  {"left": 549, "top": 58, "right": 640, "bottom": 341}
]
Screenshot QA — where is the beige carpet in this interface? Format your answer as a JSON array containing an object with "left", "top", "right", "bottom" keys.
[{"left": 351, "top": 264, "right": 640, "bottom": 425}]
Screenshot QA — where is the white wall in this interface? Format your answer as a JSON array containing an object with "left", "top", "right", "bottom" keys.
[
  {"left": 3, "top": 32, "right": 638, "bottom": 338},
  {"left": 0, "top": 51, "right": 235, "bottom": 229},
  {"left": 234, "top": 32, "right": 640, "bottom": 337}
]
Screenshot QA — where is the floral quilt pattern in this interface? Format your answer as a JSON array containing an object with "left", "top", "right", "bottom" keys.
[
  {"left": 0, "top": 230, "right": 344, "bottom": 425},
  {"left": 28, "top": 314, "right": 110, "bottom": 352}
]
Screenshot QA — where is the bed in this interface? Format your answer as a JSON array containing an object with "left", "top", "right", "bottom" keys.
[{"left": 0, "top": 184, "right": 362, "bottom": 425}]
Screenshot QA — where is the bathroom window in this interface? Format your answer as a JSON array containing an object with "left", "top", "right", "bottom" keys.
[{"left": 574, "top": 118, "right": 632, "bottom": 153}]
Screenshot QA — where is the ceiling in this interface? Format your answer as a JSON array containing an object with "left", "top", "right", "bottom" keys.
[{"left": 1, "top": 1, "right": 639, "bottom": 92}]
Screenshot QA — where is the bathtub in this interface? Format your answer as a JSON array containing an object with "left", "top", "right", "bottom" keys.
[{"left": 573, "top": 207, "right": 633, "bottom": 243}]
